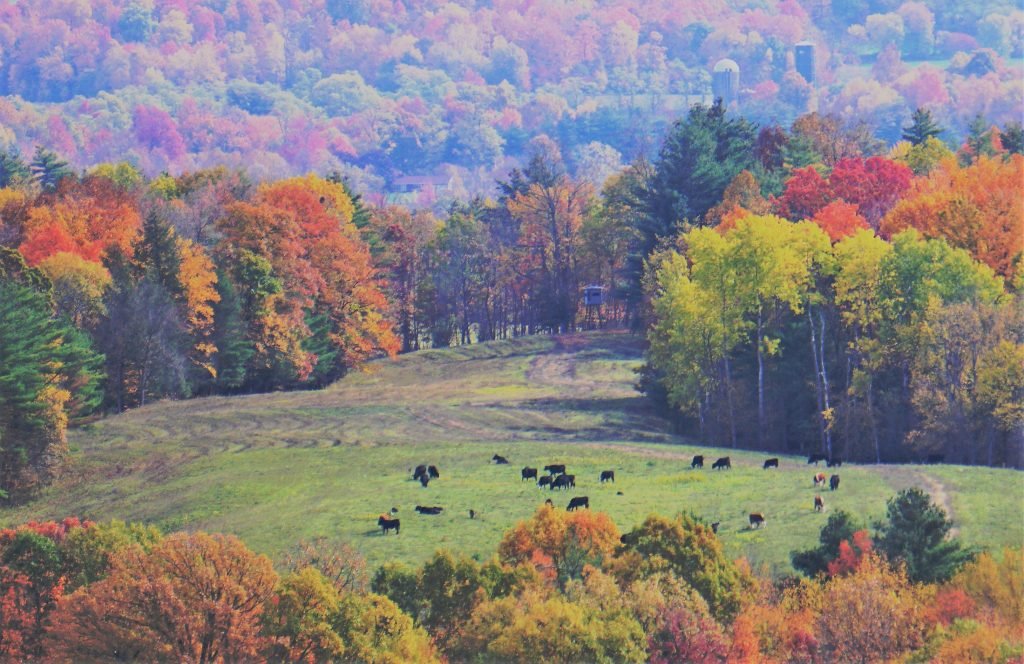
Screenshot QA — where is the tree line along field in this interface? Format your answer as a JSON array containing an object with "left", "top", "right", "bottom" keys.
[{"left": 6, "top": 331, "right": 1020, "bottom": 573}]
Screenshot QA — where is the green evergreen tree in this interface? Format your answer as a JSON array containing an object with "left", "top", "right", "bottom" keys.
[
  {"left": 781, "top": 132, "right": 821, "bottom": 169},
  {"left": 30, "top": 146, "right": 73, "bottom": 192},
  {"left": 963, "top": 114, "right": 996, "bottom": 164},
  {"left": 628, "top": 100, "right": 757, "bottom": 306},
  {"left": 0, "top": 149, "right": 29, "bottom": 188},
  {"left": 874, "top": 488, "right": 972, "bottom": 583},
  {"left": 1001, "top": 120, "right": 1024, "bottom": 155},
  {"left": 901, "top": 108, "right": 943, "bottom": 146},
  {"left": 210, "top": 271, "right": 252, "bottom": 392},
  {"left": 302, "top": 309, "right": 341, "bottom": 388},
  {"left": 0, "top": 271, "right": 103, "bottom": 500},
  {"left": 136, "top": 211, "right": 182, "bottom": 297}
]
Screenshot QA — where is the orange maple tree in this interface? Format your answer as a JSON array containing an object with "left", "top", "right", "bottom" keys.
[
  {"left": 18, "top": 177, "right": 141, "bottom": 266},
  {"left": 47, "top": 532, "right": 278, "bottom": 662},
  {"left": 881, "top": 154, "right": 1024, "bottom": 280}
]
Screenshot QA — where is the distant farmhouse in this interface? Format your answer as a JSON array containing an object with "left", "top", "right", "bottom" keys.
[
  {"left": 386, "top": 173, "right": 455, "bottom": 205},
  {"left": 391, "top": 174, "right": 453, "bottom": 194}
]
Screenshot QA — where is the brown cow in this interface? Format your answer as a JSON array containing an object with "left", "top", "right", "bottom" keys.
[
  {"left": 749, "top": 513, "right": 766, "bottom": 529},
  {"left": 814, "top": 495, "right": 825, "bottom": 512},
  {"left": 813, "top": 472, "right": 827, "bottom": 487}
]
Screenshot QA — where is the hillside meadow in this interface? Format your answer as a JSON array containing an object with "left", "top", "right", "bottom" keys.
[{"left": 4, "top": 331, "right": 1020, "bottom": 574}]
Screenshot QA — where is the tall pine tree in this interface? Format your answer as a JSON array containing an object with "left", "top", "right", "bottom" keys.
[
  {"left": 30, "top": 147, "right": 73, "bottom": 192},
  {"left": 210, "top": 270, "right": 252, "bottom": 392},
  {"left": 0, "top": 249, "right": 103, "bottom": 500},
  {"left": 901, "top": 108, "right": 943, "bottom": 146},
  {"left": 626, "top": 100, "right": 756, "bottom": 307},
  {"left": 0, "top": 149, "right": 29, "bottom": 188}
]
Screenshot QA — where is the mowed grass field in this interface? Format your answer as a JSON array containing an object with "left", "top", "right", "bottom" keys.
[{"left": 4, "top": 331, "right": 1021, "bottom": 574}]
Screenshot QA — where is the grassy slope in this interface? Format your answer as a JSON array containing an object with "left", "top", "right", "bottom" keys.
[{"left": 4, "top": 332, "right": 1021, "bottom": 573}]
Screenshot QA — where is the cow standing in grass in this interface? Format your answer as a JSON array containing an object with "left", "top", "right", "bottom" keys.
[
  {"left": 567, "top": 496, "right": 589, "bottom": 511},
  {"left": 551, "top": 474, "right": 575, "bottom": 490},
  {"left": 378, "top": 516, "right": 400, "bottom": 535}
]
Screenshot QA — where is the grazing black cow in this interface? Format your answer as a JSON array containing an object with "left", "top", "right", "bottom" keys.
[
  {"left": 829, "top": 474, "right": 840, "bottom": 491},
  {"left": 428, "top": 465, "right": 440, "bottom": 478},
  {"left": 538, "top": 475, "right": 553, "bottom": 488},
  {"left": 522, "top": 467, "right": 538, "bottom": 481},
  {"left": 826, "top": 458, "right": 842, "bottom": 468},
  {"left": 469, "top": 509, "right": 476, "bottom": 519},
  {"left": 419, "top": 474, "right": 430, "bottom": 488},
  {"left": 492, "top": 454, "right": 510, "bottom": 464},
  {"left": 926, "top": 453, "right": 945, "bottom": 464},
  {"left": 712, "top": 456, "right": 731, "bottom": 470},
  {"left": 813, "top": 472, "right": 827, "bottom": 487},
  {"left": 378, "top": 516, "right": 400, "bottom": 535},
  {"left": 415, "top": 505, "right": 443, "bottom": 515},
  {"left": 749, "top": 513, "right": 766, "bottom": 529},
  {"left": 763, "top": 458, "right": 779, "bottom": 469},
  {"left": 551, "top": 474, "right": 575, "bottom": 490},
  {"left": 567, "top": 496, "right": 589, "bottom": 511},
  {"left": 711, "top": 522, "right": 720, "bottom": 534},
  {"left": 814, "top": 495, "right": 825, "bottom": 512},
  {"left": 544, "top": 464, "right": 566, "bottom": 475},
  {"left": 691, "top": 455, "right": 704, "bottom": 469},
  {"left": 616, "top": 491, "right": 624, "bottom": 496},
  {"left": 413, "top": 464, "right": 427, "bottom": 480},
  {"left": 600, "top": 470, "right": 615, "bottom": 483},
  {"left": 807, "top": 453, "right": 828, "bottom": 465}
]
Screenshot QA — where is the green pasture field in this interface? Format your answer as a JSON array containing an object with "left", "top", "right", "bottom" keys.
[{"left": 4, "top": 331, "right": 1021, "bottom": 574}]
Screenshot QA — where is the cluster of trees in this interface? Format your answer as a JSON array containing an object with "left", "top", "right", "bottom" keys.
[
  {"left": 0, "top": 154, "right": 401, "bottom": 499},
  {"left": 641, "top": 105, "right": 1023, "bottom": 466},
  {"left": 0, "top": 491, "right": 1020, "bottom": 662},
  {"left": 0, "top": 0, "right": 1019, "bottom": 192}
]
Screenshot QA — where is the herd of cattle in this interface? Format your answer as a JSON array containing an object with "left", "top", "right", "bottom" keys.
[{"left": 375, "top": 453, "right": 846, "bottom": 536}]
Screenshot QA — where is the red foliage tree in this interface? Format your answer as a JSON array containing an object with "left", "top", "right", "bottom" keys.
[
  {"left": 776, "top": 166, "right": 831, "bottom": 220},
  {"left": 811, "top": 200, "right": 870, "bottom": 241},
  {"left": 829, "top": 157, "right": 913, "bottom": 228},
  {"left": 827, "top": 530, "right": 874, "bottom": 577},
  {"left": 648, "top": 603, "right": 731, "bottom": 664}
]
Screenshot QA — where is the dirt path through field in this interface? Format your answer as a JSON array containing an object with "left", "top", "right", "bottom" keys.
[
  {"left": 525, "top": 335, "right": 584, "bottom": 386},
  {"left": 875, "top": 465, "right": 960, "bottom": 537}
]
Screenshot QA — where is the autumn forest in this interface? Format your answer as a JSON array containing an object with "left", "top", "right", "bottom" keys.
[{"left": 0, "top": 0, "right": 1022, "bottom": 662}]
